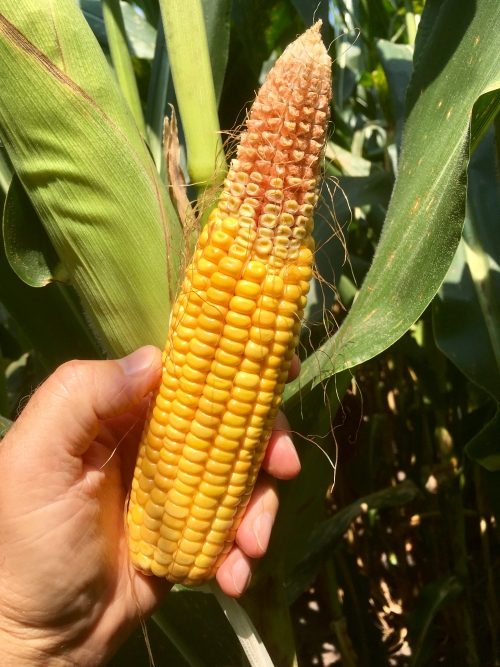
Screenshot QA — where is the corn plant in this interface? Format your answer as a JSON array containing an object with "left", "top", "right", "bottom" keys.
[{"left": 1, "top": 0, "right": 500, "bottom": 665}]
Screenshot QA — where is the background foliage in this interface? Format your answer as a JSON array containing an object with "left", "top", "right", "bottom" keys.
[{"left": 1, "top": 0, "right": 500, "bottom": 665}]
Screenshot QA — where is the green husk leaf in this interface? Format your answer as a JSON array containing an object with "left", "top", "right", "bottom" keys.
[{"left": 0, "top": 0, "right": 182, "bottom": 357}]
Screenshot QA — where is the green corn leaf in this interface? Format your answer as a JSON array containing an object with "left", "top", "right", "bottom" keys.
[
  {"left": 376, "top": 39, "right": 413, "bottom": 152},
  {"left": 435, "top": 126, "right": 500, "bottom": 471},
  {"left": 0, "top": 0, "right": 182, "bottom": 358},
  {"left": 102, "top": 0, "right": 147, "bottom": 135},
  {"left": 201, "top": 0, "right": 231, "bottom": 107},
  {"left": 3, "top": 174, "right": 69, "bottom": 287},
  {"left": 317, "top": 0, "right": 500, "bottom": 380},
  {"left": 160, "top": 0, "right": 225, "bottom": 189},
  {"left": 79, "top": 0, "right": 157, "bottom": 59}
]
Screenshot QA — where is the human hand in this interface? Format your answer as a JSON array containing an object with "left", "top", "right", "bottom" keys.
[{"left": 0, "top": 346, "right": 300, "bottom": 666}]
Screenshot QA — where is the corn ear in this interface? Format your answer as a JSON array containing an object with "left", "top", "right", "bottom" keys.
[{"left": 127, "top": 22, "right": 332, "bottom": 586}]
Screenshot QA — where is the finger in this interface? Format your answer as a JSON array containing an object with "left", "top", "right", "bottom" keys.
[
  {"left": 3, "top": 346, "right": 162, "bottom": 468},
  {"left": 235, "top": 473, "right": 278, "bottom": 559},
  {"left": 216, "top": 546, "right": 253, "bottom": 598},
  {"left": 264, "top": 411, "right": 301, "bottom": 479},
  {"left": 287, "top": 354, "right": 300, "bottom": 382}
]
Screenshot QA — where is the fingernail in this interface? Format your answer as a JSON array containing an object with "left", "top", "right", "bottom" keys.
[
  {"left": 252, "top": 512, "right": 274, "bottom": 553},
  {"left": 117, "top": 346, "right": 157, "bottom": 376},
  {"left": 283, "top": 435, "right": 301, "bottom": 470},
  {"left": 231, "top": 559, "right": 252, "bottom": 595}
]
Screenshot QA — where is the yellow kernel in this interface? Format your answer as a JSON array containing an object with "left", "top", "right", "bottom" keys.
[
  {"left": 168, "top": 489, "right": 192, "bottom": 508},
  {"left": 182, "top": 366, "right": 207, "bottom": 384},
  {"left": 222, "top": 216, "right": 239, "bottom": 236},
  {"left": 173, "top": 552, "right": 197, "bottom": 568},
  {"left": 211, "top": 271, "right": 237, "bottom": 291},
  {"left": 198, "top": 482, "right": 226, "bottom": 499},
  {"left": 202, "top": 542, "right": 224, "bottom": 557},
  {"left": 198, "top": 396, "right": 225, "bottom": 415},
  {"left": 260, "top": 378, "right": 277, "bottom": 392},
  {"left": 239, "top": 358, "right": 262, "bottom": 373},
  {"left": 187, "top": 516, "right": 211, "bottom": 532},
  {"left": 211, "top": 447, "right": 237, "bottom": 462},
  {"left": 197, "top": 258, "right": 218, "bottom": 277},
  {"left": 169, "top": 562, "right": 191, "bottom": 578},
  {"left": 195, "top": 328, "right": 220, "bottom": 346},
  {"left": 185, "top": 352, "right": 212, "bottom": 372},
  {"left": 194, "top": 409, "right": 221, "bottom": 429},
  {"left": 257, "top": 295, "right": 280, "bottom": 311},
  {"left": 205, "top": 288, "right": 232, "bottom": 308},
  {"left": 223, "top": 324, "right": 249, "bottom": 342},
  {"left": 172, "top": 399, "right": 196, "bottom": 419},
  {"left": 169, "top": 413, "right": 191, "bottom": 433},
  {"left": 149, "top": 419, "right": 166, "bottom": 438},
  {"left": 206, "top": 460, "right": 232, "bottom": 474},
  {"left": 219, "top": 256, "right": 244, "bottom": 278},
  {"left": 153, "top": 473, "right": 173, "bottom": 491},
  {"left": 141, "top": 457, "right": 157, "bottom": 478},
  {"left": 176, "top": 389, "right": 200, "bottom": 408},
  {"left": 245, "top": 340, "right": 269, "bottom": 361},
  {"left": 221, "top": 495, "right": 240, "bottom": 508},
  {"left": 158, "top": 537, "right": 177, "bottom": 554},
  {"left": 234, "top": 371, "right": 259, "bottom": 389},
  {"left": 211, "top": 361, "right": 238, "bottom": 379},
  {"left": 227, "top": 399, "right": 253, "bottom": 416},
  {"left": 275, "top": 314, "right": 295, "bottom": 330},
  {"left": 283, "top": 284, "right": 302, "bottom": 301},
  {"left": 165, "top": 424, "right": 188, "bottom": 443},
  {"left": 262, "top": 274, "right": 284, "bottom": 298},
  {"left": 232, "top": 386, "right": 257, "bottom": 402},
  {"left": 139, "top": 474, "right": 156, "bottom": 492},
  {"left": 203, "top": 245, "right": 226, "bottom": 264},
  {"left": 215, "top": 348, "right": 241, "bottom": 366},
  {"left": 151, "top": 487, "right": 168, "bottom": 505},
  {"left": 188, "top": 420, "right": 216, "bottom": 439},
  {"left": 172, "top": 336, "right": 190, "bottom": 354},
  {"left": 211, "top": 230, "right": 233, "bottom": 251},
  {"left": 178, "top": 458, "right": 204, "bottom": 475},
  {"left": 249, "top": 326, "right": 275, "bottom": 344},
  {"left": 214, "top": 436, "right": 240, "bottom": 451},
  {"left": 207, "top": 529, "right": 225, "bottom": 544},
  {"left": 222, "top": 413, "right": 246, "bottom": 428},
  {"left": 219, "top": 337, "right": 245, "bottom": 354},
  {"left": 229, "top": 244, "right": 250, "bottom": 261},
  {"left": 274, "top": 330, "right": 293, "bottom": 344},
  {"left": 252, "top": 309, "right": 276, "bottom": 328},
  {"left": 165, "top": 500, "right": 190, "bottom": 519},
  {"left": 243, "top": 261, "right": 266, "bottom": 282},
  {"left": 198, "top": 314, "right": 225, "bottom": 333},
  {"left": 226, "top": 311, "right": 252, "bottom": 328},
  {"left": 191, "top": 505, "right": 216, "bottom": 520},
  {"left": 195, "top": 554, "right": 217, "bottom": 568},
  {"left": 203, "top": 385, "right": 231, "bottom": 402},
  {"left": 189, "top": 338, "right": 216, "bottom": 358},
  {"left": 203, "top": 471, "right": 227, "bottom": 486},
  {"left": 182, "top": 445, "right": 209, "bottom": 463},
  {"left": 219, "top": 424, "right": 246, "bottom": 439},
  {"left": 235, "top": 280, "right": 261, "bottom": 299},
  {"left": 229, "top": 296, "right": 256, "bottom": 315}
]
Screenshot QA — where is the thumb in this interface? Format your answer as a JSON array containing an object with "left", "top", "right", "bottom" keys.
[{"left": 3, "top": 346, "right": 162, "bottom": 467}]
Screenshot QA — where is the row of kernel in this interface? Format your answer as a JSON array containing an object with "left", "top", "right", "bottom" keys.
[{"left": 165, "top": 260, "right": 274, "bottom": 566}]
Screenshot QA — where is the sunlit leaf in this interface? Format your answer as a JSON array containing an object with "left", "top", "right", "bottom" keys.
[{"left": 320, "top": 0, "right": 500, "bottom": 379}]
